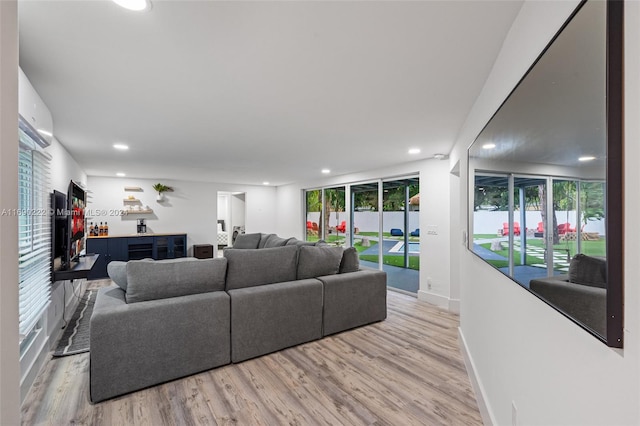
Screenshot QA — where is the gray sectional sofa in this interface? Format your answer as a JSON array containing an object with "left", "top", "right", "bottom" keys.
[
  {"left": 530, "top": 253, "right": 606, "bottom": 336},
  {"left": 90, "top": 234, "right": 387, "bottom": 402}
]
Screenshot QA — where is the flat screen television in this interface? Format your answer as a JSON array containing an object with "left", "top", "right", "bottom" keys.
[
  {"left": 68, "top": 180, "right": 86, "bottom": 263},
  {"left": 51, "top": 190, "right": 68, "bottom": 272}
]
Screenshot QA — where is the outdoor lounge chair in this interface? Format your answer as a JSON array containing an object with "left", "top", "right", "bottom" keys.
[
  {"left": 558, "top": 223, "right": 575, "bottom": 235},
  {"left": 336, "top": 221, "right": 346, "bottom": 233},
  {"left": 390, "top": 228, "right": 404, "bottom": 237},
  {"left": 410, "top": 228, "right": 420, "bottom": 237},
  {"left": 502, "top": 222, "right": 521, "bottom": 236}
]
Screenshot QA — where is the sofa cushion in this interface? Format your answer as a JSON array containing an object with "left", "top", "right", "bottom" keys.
[
  {"left": 258, "top": 233, "right": 271, "bottom": 248},
  {"left": 286, "top": 239, "right": 327, "bottom": 247},
  {"left": 262, "top": 234, "right": 292, "bottom": 248},
  {"left": 568, "top": 254, "right": 606, "bottom": 288},
  {"left": 224, "top": 245, "right": 299, "bottom": 290},
  {"left": 125, "top": 257, "right": 227, "bottom": 303},
  {"left": 339, "top": 247, "right": 360, "bottom": 273},
  {"left": 233, "top": 232, "right": 261, "bottom": 249},
  {"left": 297, "top": 246, "right": 343, "bottom": 280},
  {"left": 107, "top": 261, "right": 128, "bottom": 291},
  {"left": 107, "top": 258, "right": 155, "bottom": 291}
]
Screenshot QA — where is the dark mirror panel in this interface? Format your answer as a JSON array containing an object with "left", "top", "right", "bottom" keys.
[{"left": 468, "top": 0, "right": 623, "bottom": 347}]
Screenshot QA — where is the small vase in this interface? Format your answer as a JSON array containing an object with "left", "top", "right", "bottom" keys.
[{"left": 156, "top": 192, "right": 165, "bottom": 202}]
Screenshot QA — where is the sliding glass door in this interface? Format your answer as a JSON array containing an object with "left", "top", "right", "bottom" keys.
[
  {"left": 473, "top": 172, "right": 606, "bottom": 287},
  {"left": 305, "top": 175, "right": 420, "bottom": 295},
  {"left": 350, "top": 182, "right": 381, "bottom": 268}
]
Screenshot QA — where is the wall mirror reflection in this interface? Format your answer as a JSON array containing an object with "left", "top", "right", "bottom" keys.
[{"left": 467, "top": 0, "right": 623, "bottom": 347}]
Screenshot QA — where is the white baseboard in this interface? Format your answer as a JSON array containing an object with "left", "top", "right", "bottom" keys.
[
  {"left": 459, "top": 327, "right": 495, "bottom": 426},
  {"left": 417, "top": 289, "right": 449, "bottom": 308},
  {"left": 417, "top": 291, "right": 460, "bottom": 313}
]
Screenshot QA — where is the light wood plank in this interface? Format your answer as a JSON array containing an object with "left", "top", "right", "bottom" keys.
[{"left": 21, "top": 290, "right": 482, "bottom": 426}]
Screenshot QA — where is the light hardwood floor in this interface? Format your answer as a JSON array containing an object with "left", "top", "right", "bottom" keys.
[{"left": 21, "top": 289, "right": 482, "bottom": 425}]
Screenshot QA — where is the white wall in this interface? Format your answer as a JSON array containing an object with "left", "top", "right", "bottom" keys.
[
  {"left": 0, "top": 1, "right": 20, "bottom": 423},
  {"left": 87, "top": 177, "right": 277, "bottom": 256},
  {"left": 453, "top": 1, "right": 640, "bottom": 425},
  {"left": 417, "top": 159, "right": 451, "bottom": 308},
  {"left": 48, "top": 138, "right": 86, "bottom": 191},
  {"left": 231, "top": 193, "right": 245, "bottom": 229}
]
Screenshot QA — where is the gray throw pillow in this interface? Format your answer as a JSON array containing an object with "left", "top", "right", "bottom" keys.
[
  {"left": 125, "top": 257, "right": 227, "bottom": 303},
  {"left": 224, "top": 245, "right": 299, "bottom": 290},
  {"left": 568, "top": 254, "right": 606, "bottom": 288},
  {"left": 107, "top": 261, "right": 128, "bottom": 291},
  {"left": 233, "top": 232, "right": 261, "bottom": 249},
  {"left": 339, "top": 247, "right": 360, "bottom": 273},
  {"left": 297, "top": 246, "right": 343, "bottom": 280},
  {"left": 286, "top": 239, "right": 322, "bottom": 247},
  {"left": 262, "top": 234, "right": 292, "bottom": 248},
  {"left": 258, "top": 233, "right": 272, "bottom": 248}
]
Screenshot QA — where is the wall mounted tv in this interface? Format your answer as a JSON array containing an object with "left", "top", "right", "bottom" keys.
[
  {"left": 51, "top": 190, "right": 67, "bottom": 272},
  {"left": 51, "top": 181, "right": 86, "bottom": 273},
  {"left": 68, "top": 180, "right": 86, "bottom": 263}
]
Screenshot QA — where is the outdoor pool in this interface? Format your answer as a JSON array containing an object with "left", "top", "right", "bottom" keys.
[{"left": 389, "top": 241, "right": 420, "bottom": 254}]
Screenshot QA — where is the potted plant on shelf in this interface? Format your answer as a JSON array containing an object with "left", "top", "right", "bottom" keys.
[{"left": 153, "top": 183, "right": 171, "bottom": 201}]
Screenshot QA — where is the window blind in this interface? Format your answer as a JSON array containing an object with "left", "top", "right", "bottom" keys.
[{"left": 18, "top": 126, "right": 51, "bottom": 340}]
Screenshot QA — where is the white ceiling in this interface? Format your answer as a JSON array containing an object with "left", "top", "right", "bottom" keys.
[{"left": 18, "top": 0, "right": 523, "bottom": 186}]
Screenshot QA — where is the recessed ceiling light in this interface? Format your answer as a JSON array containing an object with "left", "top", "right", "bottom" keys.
[
  {"left": 482, "top": 143, "right": 496, "bottom": 150},
  {"left": 579, "top": 156, "right": 596, "bottom": 162},
  {"left": 263, "top": 181, "right": 270, "bottom": 185},
  {"left": 112, "top": 0, "right": 152, "bottom": 12},
  {"left": 433, "top": 153, "right": 447, "bottom": 160},
  {"left": 116, "top": 172, "right": 126, "bottom": 177},
  {"left": 113, "top": 143, "right": 129, "bottom": 150},
  {"left": 321, "top": 169, "right": 331, "bottom": 174},
  {"left": 408, "top": 148, "right": 421, "bottom": 155}
]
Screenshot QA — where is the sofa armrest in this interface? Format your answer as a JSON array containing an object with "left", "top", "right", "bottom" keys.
[
  {"left": 318, "top": 269, "right": 387, "bottom": 336},
  {"left": 90, "top": 286, "right": 230, "bottom": 402},
  {"left": 530, "top": 276, "right": 606, "bottom": 336}
]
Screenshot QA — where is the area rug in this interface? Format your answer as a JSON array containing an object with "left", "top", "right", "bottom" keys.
[{"left": 53, "top": 289, "right": 96, "bottom": 357}]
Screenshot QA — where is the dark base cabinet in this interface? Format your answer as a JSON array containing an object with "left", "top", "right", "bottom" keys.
[
  {"left": 87, "top": 234, "right": 187, "bottom": 279},
  {"left": 193, "top": 244, "right": 214, "bottom": 259}
]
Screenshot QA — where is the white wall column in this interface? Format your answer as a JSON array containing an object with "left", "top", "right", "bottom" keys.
[{"left": 0, "top": 0, "right": 21, "bottom": 423}]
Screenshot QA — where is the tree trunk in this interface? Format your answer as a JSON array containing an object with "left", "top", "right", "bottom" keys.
[{"left": 538, "top": 184, "right": 560, "bottom": 245}]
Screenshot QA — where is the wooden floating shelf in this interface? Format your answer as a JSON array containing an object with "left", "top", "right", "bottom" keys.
[
  {"left": 123, "top": 198, "right": 141, "bottom": 202},
  {"left": 123, "top": 209, "right": 154, "bottom": 214},
  {"left": 124, "top": 186, "right": 143, "bottom": 192}
]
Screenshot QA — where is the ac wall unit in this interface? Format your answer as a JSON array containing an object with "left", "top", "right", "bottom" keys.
[{"left": 18, "top": 67, "right": 53, "bottom": 146}]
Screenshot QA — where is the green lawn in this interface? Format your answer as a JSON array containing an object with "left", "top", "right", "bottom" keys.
[
  {"left": 353, "top": 241, "right": 373, "bottom": 252},
  {"left": 354, "top": 240, "right": 420, "bottom": 270},
  {"left": 526, "top": 238, "right": 606, "bottom": 257},
  {"left": 306, "top": 234, "right": 346, "bottom": 244},
  {"left": 479, "top": 242, "right": 543, "bottom": 266},
  {"left": 473, "top": 233, "right": 502, "bottom": 240},
  {"left": 478, "top": 237, "right": 606, "bottom": 269},
  {"left": 359, "top": 254, "right": 420, "bottom": 270},
  {"left": 356, "top": 231, "right": 420, "bottom": 241}
]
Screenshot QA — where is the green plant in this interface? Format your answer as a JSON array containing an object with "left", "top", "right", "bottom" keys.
[{"left": 152, "top": 183, "right": 171, "bottom": 194}]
